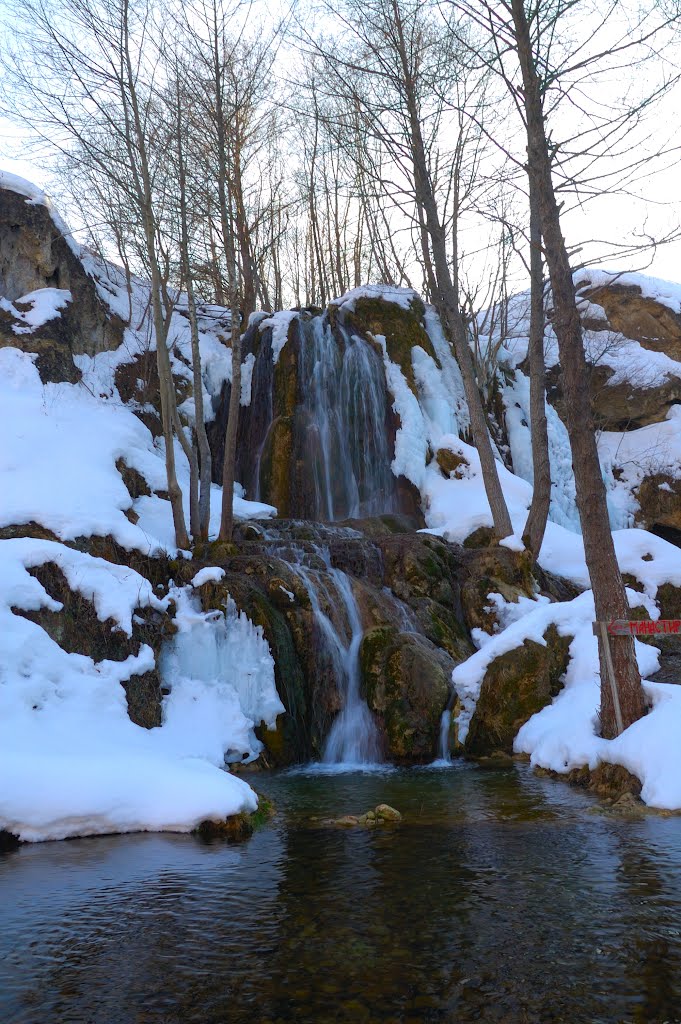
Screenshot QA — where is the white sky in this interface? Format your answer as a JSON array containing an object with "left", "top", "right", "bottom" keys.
[{"left": 1, "top": 0, "right": 680, "bottom": 293}]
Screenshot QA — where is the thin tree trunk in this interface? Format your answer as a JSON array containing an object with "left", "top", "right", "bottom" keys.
[
  {"left": 120, "top": 0, "right": 189, "bottom": 549},
  {"left": 390, "top": 0, "right": 512, "bottom": 539},
  {"left": 511, "top": 0, "right": 644, "bottom": 735},
  {"left": 176, "top": 85, "right": 212, "bottom": 540},
  {"left": 522, "top": 184, "right": 551, "bottom": 558}
]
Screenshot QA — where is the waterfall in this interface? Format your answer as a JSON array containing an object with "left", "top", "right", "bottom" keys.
[
  {"left": 298, "top": 316, "right": 397, "bottom": 521},
  {"left": 273, "top": 536, "right": 381, "bottom": 765},
  {"left": 438, "top": 710, "right": 452, "bottom": 764}
]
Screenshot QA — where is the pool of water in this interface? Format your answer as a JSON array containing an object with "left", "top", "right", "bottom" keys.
[{"left": 2, "top": 762, "right": 681, "bottom": 1023}]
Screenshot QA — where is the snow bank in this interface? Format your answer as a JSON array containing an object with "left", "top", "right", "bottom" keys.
[
  {"left": 334, "top": 283, "right": 419, "bottom": 312},
  {"left": 0, "top": 556, "right": 270, "bottom": 841}
]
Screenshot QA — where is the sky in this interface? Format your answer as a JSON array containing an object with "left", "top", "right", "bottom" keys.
[{"left": 1, "top": 0, "right": 680, "bottom": 294}]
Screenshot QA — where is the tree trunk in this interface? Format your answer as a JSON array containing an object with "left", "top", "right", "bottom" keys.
[
  {"left": 388, "top": 0, "right": 512, "bottom": 539},
  {"left": 220, "top": 282, "right": 241, "bottom": 542},
  {"left": 522, "top": 184, "right": 551, "bottom": 558},
  {"left": 511, "top": 0, "right": 644, "bottom": 735}
]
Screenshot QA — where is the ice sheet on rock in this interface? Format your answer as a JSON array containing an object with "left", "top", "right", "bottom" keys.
[
  {"left": 503, "top": 371, "right": 580, "bottom": 531},
  {"left": 160, "top": 587, "right": 284, "bottom": 763}
]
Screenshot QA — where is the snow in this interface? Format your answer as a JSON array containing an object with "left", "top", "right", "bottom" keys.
[
  {"left": 372, "top": 333, "right": 429, "bottom": 489},
  {"left": 0, "top": 288, "right": 71, "bottom": 334},
  {"left": 0, "top": 558, "right": 265, "bottom": 842},
  {"left": 0, "top": 344, "right": 274, "bottom": 556},
  {"left": 259, "top": 310, "right": 299, "bottom": 363},
  {"left": 191, "top": 566, "right": 226, "bottom": 587},
  {"left": 334, "top": 283, "right": 419, "bottom": 312},
  {"left": 575, "top": 268, "right": 681, "bottom": 315}
]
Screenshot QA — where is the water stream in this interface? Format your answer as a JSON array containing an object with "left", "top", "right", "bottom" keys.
[
  {"left": 3, "top": 764, "right": 681, "bottom": 1024},
  {"left": 269, "top": 535, "right": 381, "bottom": 766},
  {"left": 296, "top": 315, "right": 398, "bottom": 521}
]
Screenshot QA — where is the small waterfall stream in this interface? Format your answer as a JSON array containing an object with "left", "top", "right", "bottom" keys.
[
  {"left": 264, "top": 528, "right": 382, "bottom": 765},
  {"left": 298, "top": 315, "right": 397, "bottom": 522}
]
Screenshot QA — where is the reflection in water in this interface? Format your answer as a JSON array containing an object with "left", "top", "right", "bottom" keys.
[{"left": 2, "top": 764, "right": 681, "bottom": 1023}]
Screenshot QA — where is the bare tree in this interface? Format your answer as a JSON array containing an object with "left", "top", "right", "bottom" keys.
[{"left": 305, "top": 0, "right": 514, "bottom": 538}]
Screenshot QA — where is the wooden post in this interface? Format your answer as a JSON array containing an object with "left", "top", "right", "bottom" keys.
[{"left": 598, "top": 621, "right": 624, "bottom": 737}]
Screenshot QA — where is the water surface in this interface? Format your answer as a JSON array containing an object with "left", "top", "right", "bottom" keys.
[{"left": 2, "top": 763, "right": 681, "bottom": 1023}]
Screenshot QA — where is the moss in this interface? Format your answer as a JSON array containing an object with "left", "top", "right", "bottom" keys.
[
  {"left": 465, "top": 624, "right": 572, "bottom": 757},
  {"left": 258, "top": 416, "right": 293, "bottom": 515},
  {"left": 435, "top": 448, "right": 469, "bottom": 478},
  {"left": 194, "top": 813, "right": 254, "bottom": 842},
  {"left": 361, "top": 626, "right": 455, "bottom": 762},
  {"left": 463, "top": 526, "right": 496, "bottom": 549},
  {"left": 342, "top": 295, "right": 434, "bottom": 392}
]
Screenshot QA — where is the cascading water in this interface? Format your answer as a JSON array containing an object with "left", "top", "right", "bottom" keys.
[
  {"left": 438, "top": 710, "right": 452, "bottom": 764},
  {"left": 298, "top": 316, "right": 397, "bottom": 522},
  {"left": 267, "top": 532, "right": 382, "bottom": 766}
]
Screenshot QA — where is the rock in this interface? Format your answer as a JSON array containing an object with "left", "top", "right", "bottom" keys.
[
  {"left": 634, "top": 473, "right": 681, "bottom": 535},
  {"left": 464, "top": 624, "right": 572, "bottom": 757},
  {"left": 580, "top": 281, "right": 681, "bottom": 360},
  {"left": 459, "top": 545, "right": 536, "bottom": 636},
  {"left": 0, "top": 184, "right": 123, "bottom": 382},
  {"left": 375, "top": 803, "right": 401, "bottom": 821},
  {"left": 361, "top": 627, "right": 458, "bottom": 762},
  {"left": 334, "top": 815, "right": 360, "bottom": 827},
  {"left": 435, "top": 448, "right": 469, "bottom": 478}
]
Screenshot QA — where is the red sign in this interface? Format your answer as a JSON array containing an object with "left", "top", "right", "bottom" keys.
[{"left": 594, "top": 619, "right": 681, "bottom": 637}]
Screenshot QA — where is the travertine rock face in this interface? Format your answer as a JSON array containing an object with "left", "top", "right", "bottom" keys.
[
  {"left": 0, "top": 186, "right": 123, "bottom": 381},
  {"left": 582, "top": 282, "right": 681, "bottom": 359}
]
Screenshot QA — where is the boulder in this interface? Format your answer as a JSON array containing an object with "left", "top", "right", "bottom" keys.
[
  {"left": 464, "top": 624, "right": 572, "bottom": 757},
  {"left": 361, "top": 626, "right": 457, "bottom": 762}
]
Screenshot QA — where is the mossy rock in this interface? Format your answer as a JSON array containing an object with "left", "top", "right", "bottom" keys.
[
  {"left": 464, "top": 624, "right": 572, "bottom": 757},
  {"left": 339, "top": 294, "right": 434, "bottom": 392},
  {"left": 635, "top": 473, "right": 681, "bottom": 534},
  {"left": 435, "top": 448, "right": 469, "bottom": 479},
  {"left": 656, "top": 582, "right": 681, "bottom": 619},
  {"left": 459, "top": 546, "right": 536, "bottom": 635},
  {"left": 272, "top": 323, "right": 299, "bottom": 418},
  {"left": 565, "top": 761, "right": 642, "bottom": 801},
  {"left": 259, "top": 415, "right": 294, "bottom": 516},
  {"left": 194, "top": 813, "right": 254, "bottom": 842},
  {"left": 361, "top": 626, "right": 456, "bottom": 762}
]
